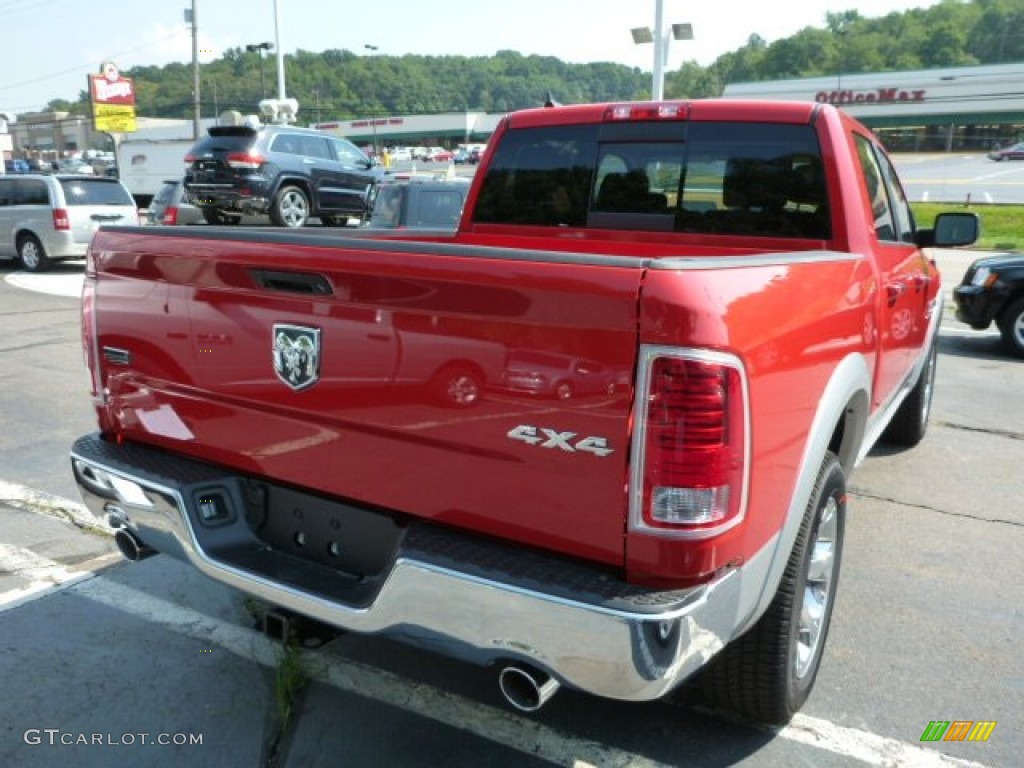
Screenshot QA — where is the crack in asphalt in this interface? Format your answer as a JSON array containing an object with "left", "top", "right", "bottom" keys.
[
  {"left": 0, "top": 338, "right": 78, "bottom": 354},
  {"left": 0, "top": 307, "right": 78, "bottom": 317},
  {"left": 937, "top": 420, "right": 1024, "bottom": 441},
  {"left": 849, "top": 487, "right": 1023, "bottom": 528}
]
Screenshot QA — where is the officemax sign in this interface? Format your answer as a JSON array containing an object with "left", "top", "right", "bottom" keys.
[{"left": 815, "top": 87, "right": 927, "bottom": 105}]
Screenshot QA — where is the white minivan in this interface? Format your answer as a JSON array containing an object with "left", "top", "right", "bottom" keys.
[{"left": 0, "top": 174, "right": 138, "bottom": 272}]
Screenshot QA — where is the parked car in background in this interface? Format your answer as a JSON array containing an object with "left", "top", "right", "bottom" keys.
[
  {"left": 954, "top": 251, "right": 1024, "bottom": 357},
  {"left": 184, "top": 123, "right": 383, "bottom": 227},
  {"left": 987, "top": 142, "right": 1024, "bottom": 161},
  {"left": 0, "top": 174, "right": 138, "bottom": 271},
  {"left": 23, "top": 157, "right": 51, "bottom": 174},
  {"left": 4, "top": 159, "right": 30, "bottom": 174},
  {"left": 57, "top": 159, "right": 96, "bottom": 175},
  {"left": 365, "top": 177, "right": 469, "bottom": 230},
  {"left": 148, "top": 179, "right": 203, "bottom": 226},
  {"left": 423, "top": 147, "right": 453, "bottom": 162},
  {"left": 500, "top": 349, "right": 624, "bottom": 400}
]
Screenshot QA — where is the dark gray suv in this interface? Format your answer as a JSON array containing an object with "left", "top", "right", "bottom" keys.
[{"left": 184, "top": 124, "right": 383, "bottom": 227}]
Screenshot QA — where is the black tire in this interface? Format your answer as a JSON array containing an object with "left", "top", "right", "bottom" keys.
[
  {"left": 432, "top": 365, "right": 483, "bottom": 408},
  {"left": 269, "top": 185, "right": 309, "bottom": 228},
  {"left": 699, "top": 452, "right": 846, "bottom": 725},
  {"left": 201, "top": 207, "right": 242, "bottom": 226},
  {"left": 883, "top": 336, "right": 938, "bottom": 446},
  {"left": 997, "top": 296, "right": 1024, "bottom": 359},
  {"left": 18, "top": 234, "right": 52, "bottom": 273}
]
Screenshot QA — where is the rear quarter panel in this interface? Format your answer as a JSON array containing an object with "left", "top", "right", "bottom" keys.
[{"left": 626, "top": 252, "right": 877, "bottom": 582}]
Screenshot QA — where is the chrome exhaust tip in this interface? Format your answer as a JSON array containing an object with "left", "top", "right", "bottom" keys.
[
  {"left": 498, "top": 664, "right": 560, "bottom": 713},
  {"left": 114, "top": 529, "right": 156, "bottom": 562}
]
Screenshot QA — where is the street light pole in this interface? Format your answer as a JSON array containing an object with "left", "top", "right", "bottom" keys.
[
  {"left": 189, "top": 0, "right": 200, "bottom": 139},
  {"left": 631, "top": 0, "right": 693, "bottom": 101},
  {"left": 652, "top": 0, "right": 666, "bottom": 102},
  {"left": 365, "top": 44, "right": 379, "bottom": 155},
  {"left": 273, "top": 0, "right": 286, "bottom": 100}
]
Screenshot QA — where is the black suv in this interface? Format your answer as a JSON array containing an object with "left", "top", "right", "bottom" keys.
[
  {"left": 184, "top": 124, "right": 383, "bottom": 227},
  {"left": 954, "top": 252, "right": 1024, "bottom": 358}
]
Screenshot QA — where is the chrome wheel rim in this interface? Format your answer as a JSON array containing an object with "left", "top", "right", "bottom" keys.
[
  {"left": 448, "top": 375, "right": 479, "bottom": 406},
  {"left": 1014, "top": 312, "right": 1024, "bottom": 349},
  {"left": 21, "top": 241, "right": 40, "bottom": 270},
  {"left": 796, "top": 495, "right": 838, "bottom": 679},
  {"left": 279, "top": 191, "right": 308, "bottom": 227}
]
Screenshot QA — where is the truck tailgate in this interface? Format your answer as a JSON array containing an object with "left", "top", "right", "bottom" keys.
[{"left": 90, "top": 231, "right": 643, "bottom": 566}]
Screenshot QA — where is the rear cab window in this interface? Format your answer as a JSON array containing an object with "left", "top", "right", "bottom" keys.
[{"left": 473, "top": 120, "right": 830, "bottom": 240}]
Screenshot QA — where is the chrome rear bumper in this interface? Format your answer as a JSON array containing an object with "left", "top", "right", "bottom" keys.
[{"left": 71, "top": 432, "right": 743, "bottom": 702}]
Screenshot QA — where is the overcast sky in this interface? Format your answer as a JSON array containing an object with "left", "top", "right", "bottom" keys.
[{"left": 0, "top": 0, "right": 944, "bottom": 113}]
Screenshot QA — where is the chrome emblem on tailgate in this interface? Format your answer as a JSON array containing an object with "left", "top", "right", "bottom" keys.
[{"left": 273, "top": 324, "right": 321, "bottom": 391}]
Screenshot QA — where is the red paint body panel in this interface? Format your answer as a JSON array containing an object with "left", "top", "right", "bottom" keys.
[{"left": 90, "top": 233, "right": 642, "bottom": 565}]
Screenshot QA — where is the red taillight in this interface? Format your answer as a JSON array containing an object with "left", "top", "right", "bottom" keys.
[
  {"left": 630, "top": 348, "right": 748, "bottom": 537},
  {"left": 53, "top": 208, "right": 70, "bottom": 230},
  {"left": 162, "top": 206, "right": 179, "bottom": 226},
  {"left": 81, "top": 274, "right": 105, "bottom": 403},
  {"left": 226, "top": 152, "right": 263, "bottom": 170},
  {"left": 184, "top": 152, "right": 196, "bottom": 164}
]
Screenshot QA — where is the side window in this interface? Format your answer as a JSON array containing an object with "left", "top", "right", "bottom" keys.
[
  {"left": 331, "top": 138, "right": 365, "bottom": 166},
  {"left": 874, "top": 148, "right": 915, "bottom": 243},
  {"left": 0, "top": 179, "right": 13, "bottom": 206},
  {"left": 472, "top": 124, "right": 598, "bottom": 227},
  {"left": 271, "top": 134, "right": 301, "bottom": 155},
  {"left": 18, "top": 180, "right": 50, "bottom": 206},
  {"left": 854, "top": 134, "right": 897, "bottom": 242},
  {"left": 301, "top": 135, "right": 332, "bottom": 160}
]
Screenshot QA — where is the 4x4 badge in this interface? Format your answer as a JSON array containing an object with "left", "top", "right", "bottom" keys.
[{"left": 273, "top": 324, "right": 321, "bottom": 391}]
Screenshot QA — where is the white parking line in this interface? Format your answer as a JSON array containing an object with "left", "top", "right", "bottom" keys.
[
  {"left": 1, "top": 484, "right": 996, "bottom": 767},
  {"left": 71, "top": 575, "right": 989, "bottom": 768},
  {"left": 780, "top": 714, "right": 989, "bottom": 768},
  {"left": 0, "top": 541, "right": 116, "bottom": 612}
]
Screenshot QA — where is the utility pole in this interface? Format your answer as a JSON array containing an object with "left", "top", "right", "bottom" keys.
[{"left": 189, "top": 0, "right": 200, "bottom": 139}]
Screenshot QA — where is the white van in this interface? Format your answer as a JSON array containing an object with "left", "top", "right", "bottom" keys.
[{"left": 0, "top": 174, "right": 138, "bottom": 272}]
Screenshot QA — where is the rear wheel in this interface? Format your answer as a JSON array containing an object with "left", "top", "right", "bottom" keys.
[
  {"left": 883, "top": 337, "right": 937, "bottom": 446},
  {"left": 699, "top": 452, "right": 845, "bottom": 725},
  {"left": 18, "top": 234, "right": 51, "bottom": 273},
  {"left": 997, "top": 296, "right": 1024, "bottom": 359},
  {"left": 270, "top": 185, "right": 309, "bottom": 228},
  {"left": 432, "top": 365, "right": 483, "bottom": 408}
]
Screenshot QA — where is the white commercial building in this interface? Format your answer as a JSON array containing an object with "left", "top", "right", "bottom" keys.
[{"left": 723, "top": 61, "right": 1024, "bottom": 152}]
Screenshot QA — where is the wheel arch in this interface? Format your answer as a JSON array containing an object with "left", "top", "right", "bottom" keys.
[
  {"left": 270, "top": 176, "right": 313, "bottom": 206},
  {"left": 732, "top": 352, "right": 870, "bottom": 639}
]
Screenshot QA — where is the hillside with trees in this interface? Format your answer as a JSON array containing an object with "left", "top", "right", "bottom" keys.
[{"left": 38, "top": 0, "right": 1023, "bottom": 122}]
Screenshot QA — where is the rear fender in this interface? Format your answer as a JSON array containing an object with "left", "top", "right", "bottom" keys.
[{"left": 733, "top": 351, "right": 871, "bottom": 638}]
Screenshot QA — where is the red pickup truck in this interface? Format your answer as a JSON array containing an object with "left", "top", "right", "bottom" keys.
[{"left": 71, "top": 100, "right": 977, "bottom": 724}]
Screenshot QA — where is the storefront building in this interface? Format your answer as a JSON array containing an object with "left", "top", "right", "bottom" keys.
[{"left": 723, "top": 61, "right": 1024, "bottom": 152}]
